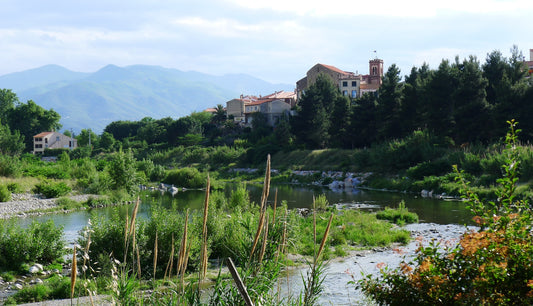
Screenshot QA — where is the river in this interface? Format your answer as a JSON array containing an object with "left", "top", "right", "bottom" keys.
[{"left": 17, "top": 184, "right": 473, "bottom": 304}]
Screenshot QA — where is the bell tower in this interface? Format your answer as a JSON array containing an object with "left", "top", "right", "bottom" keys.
[{"left": 369, "top": 58, "right": 384, "bottom": 85}]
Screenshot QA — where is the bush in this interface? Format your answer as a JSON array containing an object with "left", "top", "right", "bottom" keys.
[
  {"left": 0, "top": 154, "right": 22, "bottom": 177},
  {"left": 163, "top": 167, "right": 206, "bottom": 188},
  {"left": 358, "top": 120, "right": 533, "bottom": 304},
  {"left": 33, "top": 180, "right": 71, "bottom": 198},
  {"left": 0, "top": 219, "right": 66, "bottom": 270},
  {"left": 0, "top": 184, "right": 11, "bottom": 202}
]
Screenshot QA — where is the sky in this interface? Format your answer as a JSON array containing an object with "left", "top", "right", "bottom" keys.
[{"left": 1, "top": 0, "right": 532, "bottom": 85}]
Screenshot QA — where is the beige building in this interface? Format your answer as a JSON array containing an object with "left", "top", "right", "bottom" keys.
[
  {"left": 33, "top": 131, "right": 77, "bottom": 154},
  {"left": 244, "top": 98, "right": 292, "bottom": 126},
  {"left": 226, "top": 91, "right": 296, "bottom": 125},
  {"left": 296, "top": 58, "right": 384, "bottom": 100}
]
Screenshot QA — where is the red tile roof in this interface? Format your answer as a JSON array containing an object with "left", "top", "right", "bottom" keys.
[
  {"left": 319, "top": 64, "right": 352, "bottom": 76},
  {"left": 33, "top": 132, "right": 53, "bottom": 138}
]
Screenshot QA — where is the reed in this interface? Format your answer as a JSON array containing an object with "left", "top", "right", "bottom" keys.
[
  {"left": 199, "top": 174, "right": 210, "bottom": 280},
  {"left": 177, "top": 209, "right": 189, "bottom": 290},
  {"left": 70, "top": 245, "right": 77, "bottom": 303},
  {"left": 250, "top": 154, "right": 271, "bottom": 261},
  {"left": 164, "top": 234, "right": 175, "bottom": 280},
  {"left": 153, "top": 231, "right": 158, "bottom": 282}
]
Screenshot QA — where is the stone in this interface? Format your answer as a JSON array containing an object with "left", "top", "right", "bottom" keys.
[
  {"left": 29, "top": 264, "right": 44, "bottom": 274},
  {"left": 12, "top": 283, "right": 23, "bottom": 290}
]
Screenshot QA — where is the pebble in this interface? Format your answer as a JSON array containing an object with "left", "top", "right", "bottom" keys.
[{"left": 0, "top": 193, "right": 95, "bottom": 219}]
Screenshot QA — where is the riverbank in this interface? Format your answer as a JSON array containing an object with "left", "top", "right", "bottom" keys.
[{"left": 0, "top": 193, "right": 94, "bottom": 219}]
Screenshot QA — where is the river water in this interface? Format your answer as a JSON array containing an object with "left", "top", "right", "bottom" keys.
[{"left": 18, "top": 184, "right": 473, "bottom": 304}]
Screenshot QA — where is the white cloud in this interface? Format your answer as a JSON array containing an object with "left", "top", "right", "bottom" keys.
[{"left": 225, "top": 0, "right": 533, "bottom": 17}]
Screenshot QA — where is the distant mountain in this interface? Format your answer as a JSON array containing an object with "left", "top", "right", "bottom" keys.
[{"left": 0, "top": 65, "right": 294, "bottom": 133}]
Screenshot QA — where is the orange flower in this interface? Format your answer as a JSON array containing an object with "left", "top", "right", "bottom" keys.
[{"left": 376, "top": 262, "right": 386, "bottom": 270}]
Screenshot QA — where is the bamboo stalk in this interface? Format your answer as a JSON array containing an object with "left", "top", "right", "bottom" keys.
[
  {"left": 136, "top": 245, "right": 141, "bottom": 278},
  {"left": 177, "top": 209, "right": 189, "bottom": 278}
]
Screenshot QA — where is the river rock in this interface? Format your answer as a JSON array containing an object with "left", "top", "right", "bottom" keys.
[
  {"left": 29, "top": 264, "right": 44, "bottom": 274},
  {"left": 12, "top": 283, "right": 23, "bottom": 290}
]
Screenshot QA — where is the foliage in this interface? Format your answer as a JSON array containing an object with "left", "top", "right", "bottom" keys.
[
  {"left": 358, "top": 120, "right": 533, "bottom": 304},
  {"left": 0, "top": 184, "right": 11, "bottom": 202},
  {"left": 108, "top": 148, "right": 139, "bottom": 193},
  {"left": 33, "top": 180, "right": 71, "bottom": 198},
  {"left": 376, "top": 201, "right": 419, "bottom": 225},
  {"left": 163, "top": 167, "right": 207, "bottom": 188},
  {"left": 0, "top": 154, "right": 22, "bottom": 177},
  {"left": 0, "top": 219, "right": 66, "bottom": 270}
]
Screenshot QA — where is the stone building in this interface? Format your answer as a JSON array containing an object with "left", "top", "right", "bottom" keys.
[{"left": 296, "top": 58, "right": 384, "bottom": 100}]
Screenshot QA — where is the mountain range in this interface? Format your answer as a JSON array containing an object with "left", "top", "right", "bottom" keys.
[{"left": 0, "top": 64, "right": 294, "bottom": 133}]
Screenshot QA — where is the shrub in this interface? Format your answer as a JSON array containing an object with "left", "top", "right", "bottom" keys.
[
  {"left": 0, "top": 184, "right": 11, "bottom": 202},
  {"left": 33, "top": 181, "right": 71, "bottom": 198},
  {"left": 163, "top": 167, "right": 206, "bottom": 188},
  {"left": 0, "top": 154, "right": 22, "bottom": 177},
  {"left": 0, "top": 219, "right": 66, "bottom": 270},
  {"left": 358, "top": 120, "right": 533, "bottom": 304},
  {"left": 6, "top": 182, "right": 23, "bottom": 193}
]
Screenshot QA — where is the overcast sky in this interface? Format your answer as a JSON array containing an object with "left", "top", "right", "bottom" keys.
[{"left": 1, "top": 0, "right": 532, "bottom": 85}]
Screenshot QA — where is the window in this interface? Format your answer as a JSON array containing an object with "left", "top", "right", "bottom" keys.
[
  {"left": 56, "top": 136, "right": 60, "bottom": 141},
  {"left": 342, "top": 90, "right": 348, "bottom": 96},
  {"left": 352, "top": 90, "right": 357, "bottom": 98},
  {"left": 372, "top": 66, "right": 377, "bottom": 75},
  {"left": 352, "top": 81, "right": 357, "bottom": 87},
  {"left": 342, "top": 81, "right": 348, "bottom": 87},
  {"left": 45, "top": 138, "right": 48, "bottom": 143}
]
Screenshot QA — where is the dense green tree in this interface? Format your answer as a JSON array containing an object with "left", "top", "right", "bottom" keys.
[
  {"left": 291, "top": 74, "right": 338, "bottom": 148},
  {"left": 0, "top": 122, "right": 24, "bottom": 156},
  {"left": 104, "top": 120, "right": 142, "bottom": 141},
  {"left": 376, "top": 64, "right": 403, "bottom": 141},
  {"left": 0, "top": 89, "right": 19, "bottom": 124},
  {"left": 6, "top": 100, "right": 61, "bottom": 152},
  {"left": 248, "top": 112, "right": 272, "bottom": 143},
  {"left": 400, "top": 64, "right": 432, "bottom": 136},
  {"left": 422, "top": 60, "right": 457, "bottom": 139},
  {"left": 77, "top": 129, "right": 99, "bottom": 147},
  {"left": 350, "top": 93, "right": 378, "bottom": 147},
  {"left": 108, "top": 148, "right": 138, "bottom": 193},
  {"left": 98, "top": 132, "right": 116, "bottom": 152},
  {"left": 329, "top": 95, "right": 351, "bottom": 148},
  {"left": 452, "top": 56, "right": 489, "bottom": 143},
  {"left": 274, "top": 113, "right": 293, "bottom": 148}
]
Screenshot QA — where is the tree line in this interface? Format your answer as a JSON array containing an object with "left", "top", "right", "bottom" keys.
[
  {"left": 293, "top": 46, "right": 533, "bottom": 149},
  {"left": 1, "top": 46, "right": 532, "bottom": 161}
]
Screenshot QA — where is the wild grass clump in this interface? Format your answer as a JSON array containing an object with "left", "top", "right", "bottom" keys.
[{"left": 376, "top": 201, "right": 419, "bottom": 225}]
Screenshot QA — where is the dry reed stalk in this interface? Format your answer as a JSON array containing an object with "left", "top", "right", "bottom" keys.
[
  {"left": 124, "top": 215, "right": 129, "bottom": 251},
  {"left": 199, "top": 174, "right": 210, "bottom": 280},
  {"left": 136, "top": 245, "right": 141, "bottom": 278},
  {"left": 315, "top": 213, "right": 334, "bottom": 264},
  {"left": 181, "top": 242, "right": 191, "bottom": 291},
  {"left": 153, "top": 231, "right": 158, "bottom": 281},
  {"left": 129, "top": 197, "right": 140, "bottom": 236},
  {"left": 272, "top": 188, "right": 278, "bottom": 223},
  {"left": 258, "top": 215, "right": 269, "bottom": 265},
  {"left": 250, "top": 155, "right": 271, "bottom": 260},
  {"left": 177, "top": 209, "right": 189, "bottom": 278},
  {"left": 70, "top": 245, "right": 77, "bottom": 301},
  {"left": 164, "top": 234, "right": 175, "bottom": 280}
]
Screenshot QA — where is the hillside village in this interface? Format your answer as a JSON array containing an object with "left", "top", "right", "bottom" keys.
[{"left": 222, "top": 57, "right": 385, "bottom": 127}]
